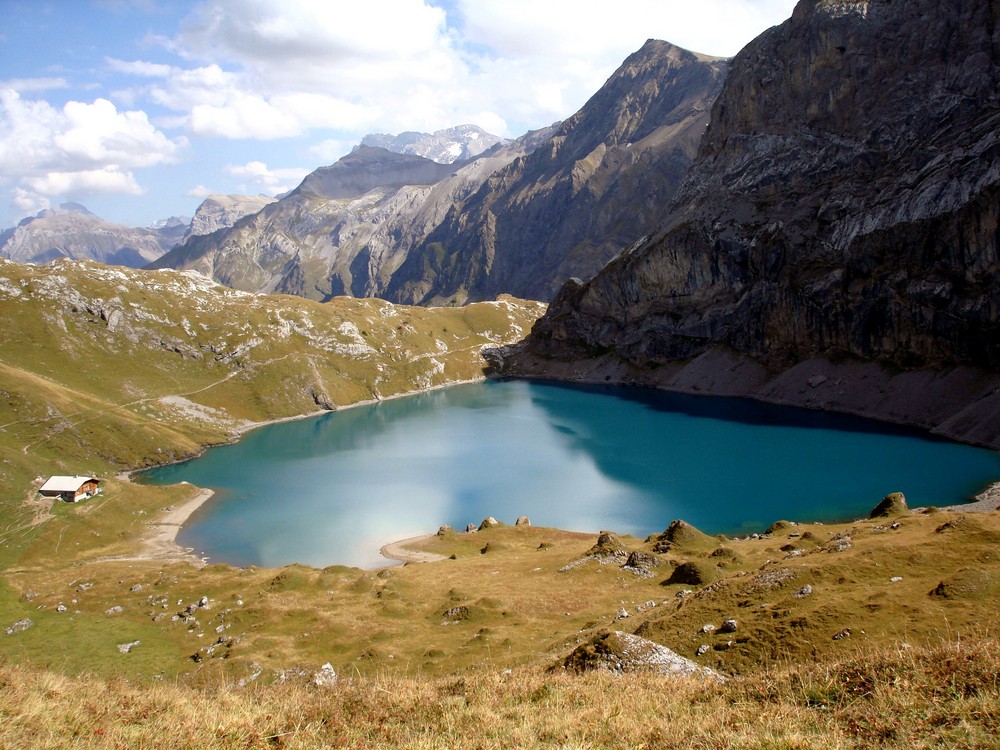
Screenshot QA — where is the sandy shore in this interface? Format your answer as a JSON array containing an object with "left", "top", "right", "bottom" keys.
[
  {"left": 380, "top": 534, "right": 448, "bottom": 564},
  {"left": 142, "top": 484, "right": 214, "bottom": 561},
  {"left": 942, "top": 481, "right": 1000, "bottom": 513}
]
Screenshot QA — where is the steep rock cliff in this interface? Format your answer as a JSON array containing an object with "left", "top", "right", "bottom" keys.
[
  {"left": 387, "top": 40, "right": 727, "bottom": 304},
  {"left": 507, "top": 0, "right": 1000, "bottom": 448}
]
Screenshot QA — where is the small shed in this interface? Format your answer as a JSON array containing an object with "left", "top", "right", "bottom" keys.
[{"left": 38, "top": 475, "right": 102, "bottom": 503}]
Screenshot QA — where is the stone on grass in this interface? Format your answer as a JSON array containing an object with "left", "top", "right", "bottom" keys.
[
  {"left": 5, "top": 618, "right": 33, "bottom": 635},
  {"left": 312, "top": 662, "right": 338, "bottom": 688},
  {"left": 560, "top": 631, "right": 723, "bottom": 681},
  {"left": 624, "top": 550, "right": 662, "bottom": 570},
  {"left": 515, "top": 516, "right": 531, "bottom": 526}
]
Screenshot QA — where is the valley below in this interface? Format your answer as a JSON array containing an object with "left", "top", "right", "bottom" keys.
[{"left": 0, "top": 259, "right": 998, "bottom": 749}]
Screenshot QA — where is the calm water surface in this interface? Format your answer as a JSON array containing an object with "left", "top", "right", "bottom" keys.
[{"left": 139, "top": 380, "right": 1000, "bottom": 568}]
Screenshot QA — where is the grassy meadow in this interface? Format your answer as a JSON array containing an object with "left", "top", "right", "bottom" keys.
[{"left": 1, "top": 258, "right": 998, "bottom": 747}]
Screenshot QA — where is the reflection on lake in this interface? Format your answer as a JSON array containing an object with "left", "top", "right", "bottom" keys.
[{"left": 138, "top": 380, "right": 1000, "bottom": 569}]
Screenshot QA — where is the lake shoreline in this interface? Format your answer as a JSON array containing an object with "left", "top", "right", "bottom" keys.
[
  {"left": 124, "top": 376, "right": 1000, "bottom": 568},
  {"left": 123, "top": 376, "right": 490, "bottom": 564},
  {"left": 379, "top": 534, "right": 448, "bottom": 564}
]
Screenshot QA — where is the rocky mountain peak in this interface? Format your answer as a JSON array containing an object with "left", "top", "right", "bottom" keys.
[
  {"left": 183, "top": 194, "right": 276, "bottom": 241},
  {"left": 357, "top": 124, "right": 508, "bottom": 164},
  {"left": 293, "top": 147, "right": 457, "bottom": 201}
]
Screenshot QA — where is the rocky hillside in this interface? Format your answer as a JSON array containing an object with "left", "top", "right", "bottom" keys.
[
  {"left": 503, "top": 0, "right": 1000, "bottom": 449},
  {"left": 151, "top": 40, "right": 726, "bottom": 305},
  {"left": 0, "top": 203, "right": 183, "bottom": 267},
  {"left": 389, "top": 41, "right": 727, "bottom": 304}
]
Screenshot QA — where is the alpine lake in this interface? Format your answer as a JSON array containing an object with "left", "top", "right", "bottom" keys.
[{"left": 139, "top": 379, "right": 1000, "bottom": 569}]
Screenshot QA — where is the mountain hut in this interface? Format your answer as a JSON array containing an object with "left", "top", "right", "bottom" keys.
[{"left": 38, "top": 475, "right": 102, "bottom": 503}]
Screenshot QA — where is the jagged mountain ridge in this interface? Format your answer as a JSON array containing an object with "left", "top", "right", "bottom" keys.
[
  {"left": 151, "top": 40, "right": 727, "bottom": 304},
  {"left": 183, "top": 194, "right": 277, "bottom": 243},
  {"left": 148, "top": 135, "right": 556, "bottom": 299},
  {"left": 503, "top": 0, "right": 1000, "bottom": 448},
  {"left": 357, "top": 124, "right": 508, "bottom": 164},
  {"left": 0, "top": 196, "right": 279, "bottom": 269},
  {"left": 389, "top": 41, "right": 727, "bottom": 304}
]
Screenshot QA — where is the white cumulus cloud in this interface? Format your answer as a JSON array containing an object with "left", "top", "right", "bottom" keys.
[
  {"left": 223, "top": 160, "right": 308, "bottom": 195},
  {"left": 0, "top": 89, "right": 187, "bottom": 216}
]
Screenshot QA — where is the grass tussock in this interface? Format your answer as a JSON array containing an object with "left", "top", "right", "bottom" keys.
[{"left": 1, "top": 636, "right": 997, "bottom": 749}]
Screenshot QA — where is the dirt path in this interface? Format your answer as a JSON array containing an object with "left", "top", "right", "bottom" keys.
[{"left": 379, "top": 534, "right": 448, "bottom": 564}]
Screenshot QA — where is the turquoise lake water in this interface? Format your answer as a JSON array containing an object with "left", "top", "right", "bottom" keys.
[{"left": 139, "top": 380, "right": 1000, "bottom": 569}]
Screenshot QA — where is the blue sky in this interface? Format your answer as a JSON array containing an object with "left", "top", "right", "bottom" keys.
[{"left": 0, "top": 0, "right": 797, "bottom": 229}]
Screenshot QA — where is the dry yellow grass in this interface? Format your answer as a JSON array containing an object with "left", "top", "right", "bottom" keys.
[{"left": 1, "top": 635, "right": 997, "bottom": 749}]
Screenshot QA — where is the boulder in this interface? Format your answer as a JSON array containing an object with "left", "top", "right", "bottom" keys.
[
  {"left": 515, "top": 516, "right": 531, "bottom": 526},
  {"left": 869, "top": 492, "right": 908, "bottom": 518},
  {"left": 560, "top": 631, "right": 723, "bottom": 681},
  {"left": 478, "top": 516, "right": 500, "bottom": 530},
  {"left": 624, "top": 550, "right": 662, "bottom": 570}
]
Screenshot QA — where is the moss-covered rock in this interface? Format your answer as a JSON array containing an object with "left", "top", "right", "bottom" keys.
[
  {"left": 663, "top": 560, "right": 718, "bottom": 586},
  {"left": 650, "top": 520, "right": 712, "bottom": 554},
  {"left": 586, "top": 531, "right": 628, "bottom": 558},
  {"left": 869, "top": 492, "right": 908, "bottom": 518}
]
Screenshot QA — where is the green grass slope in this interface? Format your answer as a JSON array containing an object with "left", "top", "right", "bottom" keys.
[{"left": 0, "top": 258, "right": 998, "bottom": 747}]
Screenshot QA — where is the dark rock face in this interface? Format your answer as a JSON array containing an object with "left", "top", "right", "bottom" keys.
[
  {"left": 512, "top": 0, "right": 1000, "bottom": 448},
  {"left": 388, "top": 41, "right": 727, "bottom": 304}
]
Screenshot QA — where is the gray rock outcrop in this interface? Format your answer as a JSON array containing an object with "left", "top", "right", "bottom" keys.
[{"left": 561, "top": 630, "right": 723, "bottom": 680}]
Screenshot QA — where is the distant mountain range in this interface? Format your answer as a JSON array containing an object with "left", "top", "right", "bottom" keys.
[
  {"left": 0, "top": 196, "right": 276, "bottom": 268},
  {"left": 150, "top": 41, "right": 726, "bottom": 304},
  {"left": 0, "top": 126, "right": 507, "bottom": 271}
]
